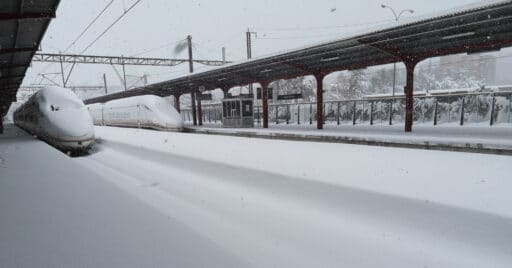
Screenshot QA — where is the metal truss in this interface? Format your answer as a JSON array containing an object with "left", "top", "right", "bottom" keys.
[{"left": 33, "top": 53, "right": 228, "bottom": 67}]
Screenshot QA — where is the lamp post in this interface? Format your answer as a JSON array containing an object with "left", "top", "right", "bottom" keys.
[{"left": 381, "top": 4, "right": 414, "bottom": 97}]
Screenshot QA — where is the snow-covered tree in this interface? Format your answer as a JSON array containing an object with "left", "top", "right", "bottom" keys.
[
  {"left": 270, "top": 77, "right": 315, "bottom": 101},
  {"left": 327, "top": 70, "right": 370, "bottom": 100}
]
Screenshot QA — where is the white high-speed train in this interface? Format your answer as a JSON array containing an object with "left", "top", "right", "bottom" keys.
[
  {"left": 87, "top": 95, "right": 184, "bottom": 131},
  {"left": 14, "top": 86, "right": 95, "bottom": 153}
]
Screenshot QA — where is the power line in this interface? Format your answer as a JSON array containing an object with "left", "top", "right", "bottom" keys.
[
  {"left": 32, "top": 0, "right": 116, "bottom": 84},
  {"left": 200, "top": 12, "right": 510, "bottom": 81},
  {"left": 35, "top": 6, "right": 512, "bottom": 91},
  {"left": 254, "top": 19, "right": 407, "bottom": 41},
  {"left": 189, "top": 32, "right": 244, "bottom": 61},
  {"left": 257, "top": 34, "right": 346, "bottom": 40},
  {"left": 191, "top": 42, "right": 210, "bottom": 61},
  {"left": 80, "top": 0, "right": 143, "bottom": 54},
  {"left": 55, "top": 0, "right": 143, "bottom": 87},
  {"left": 130, "top": 38, "right": 186, "bottom": 57},
  {"left": 253, "top": 19, "right": 392, "bottom": 32},
  {"left": 147, "top": 64, "right": 213, "bottom": 77},
  {"left": 217, "top": 31, "right": 245, "bottom": 47},
  {"left": 64, "top": 0, "right": 115, "bottom": 52},
  {"left": 252, "top": 17, "right": 429, "bottom": 42},
  {"left": 146, "top": 20, "right": 509, "bottom": 92}
]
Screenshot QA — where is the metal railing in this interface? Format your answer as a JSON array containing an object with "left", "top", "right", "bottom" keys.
[{"left": 181, "top": 91, "right": 512, "bottom": 127}]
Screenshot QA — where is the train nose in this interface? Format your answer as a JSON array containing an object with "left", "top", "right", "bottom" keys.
[
  {"left": 174, "top": 120, "right": 184, "bottom": 129},
  {"left": 44, "top": 108, "right": 95, "bottom": 139}
]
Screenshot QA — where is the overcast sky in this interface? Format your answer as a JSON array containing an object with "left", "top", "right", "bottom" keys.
[{"left": 24, "top": 0, "right": 487, "bottom": 87}]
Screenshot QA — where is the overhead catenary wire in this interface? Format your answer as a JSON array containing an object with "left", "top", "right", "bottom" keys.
[
  {"left": 257, "top": 34, "right": 350, "bottom": 40},
  {"left": 60, "top": 0, "right": 143, "bottom": 87},
  {"left": 191, "top": 9, "right": 512, "bottom": 82},
  {"left": 130, "top": 38, "right": 187, "bottom": 57},
  {"left": 93, "top": 49, "right": 512, "bottom": 91},
  {"left": 189, "top": 31, "right": 245, "bottom": 60},
  {"left": 35, "top": 18, "right": 391, "bottom": 86},
  {"left": 193, "top": 20, "right": 398, "bottom": 60},
  {"left": 253, "top": 19, "right": 393, "bottom": 32},
  {"left": 132, "top": 54, "right": 511, "bottom": 100},
  {"left": 78, "top": 11, "right": 511, "bottom": 90},
  {"left": 67, "top": 17, "right": 391, "bottom": 85},
  {"left": 252, "top": 18, "right": 418, "bottom": 41},
  {"left": 192, "top": 43, "right": 210, "bottom": 60},
  {"left": 64, "top": 0, "right": 115, "bottom": 53},
  {"left": 37, "top": 3, "right": 512, "bottom": 91},
  {"left": 80, "top": 0, "right": 143, "bottom": 54},
  {"left": 32, "top": 0, "right": 116, "bottom": 84},
  {"left": 136, "top": 11, "right": 511, "bottom": 89}
]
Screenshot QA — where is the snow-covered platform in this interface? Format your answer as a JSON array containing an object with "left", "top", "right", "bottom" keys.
[
  {"left": 82, "top": 126, "right": 512, "bottom": 267},
  {"left": 2, "top": 125, "right": 512, "bottom": 267},
  {"left": 0, "top": 125, "right": 250, "bottom": 267},
  {"left": 185, "top": 123, "right": 512, "bottom": 155}
]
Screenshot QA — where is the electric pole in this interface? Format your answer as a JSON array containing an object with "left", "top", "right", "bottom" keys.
[
  {"left": 222, "top": 47, "right": 226, "bottom": 65},
  {"left": 121, "top": 54, "right": 127, "bottom": 91},
  {"left": 187, "top": 35, "right": 194, "bottom": 73},
  {"left": 188, "top": 35, "right": 198, "bottom": 126},
  {"left": 59, "top": 52, "right": 66, "bottom": 87},
  {"left": 103, "top": 73, "right": 108, "bottom": 95},
  {"left": 246, "top": 28, "right": 257, "bottom": 95}
]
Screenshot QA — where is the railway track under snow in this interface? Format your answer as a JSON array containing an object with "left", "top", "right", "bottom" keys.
[{"left": 73, "top": 127, "right": 512, "bottom": 267}]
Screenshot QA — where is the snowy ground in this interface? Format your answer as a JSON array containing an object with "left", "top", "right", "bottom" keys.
[
  {"left": 187, "top": 123, "right": 512, "bottom": 152},
  {"left": 2, "top": 124, "right": 512, "bottom": 267},
  {"left": 0, "top": 125, "right": 250, "bottom": 268},
  {"left": 78, "top": 126, "right": 512, "bottom": 267}
]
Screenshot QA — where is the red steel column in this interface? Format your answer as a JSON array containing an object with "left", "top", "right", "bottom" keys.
[
  {"left": 315, "top": 74, "right": 325, "bottom": 130},
  {"left": 197, "top": 90, "right": 203, "bottom": 126},
  {"left": 174, "top": 94, "right": 181, "bottom": 113},
  {"left": 405, "top": 61, "right": 418, "bottom": 132},
  {"left": 261, "top": 81, "right": 270, "bottom": 128},
  {"left": 191, "top": 91, "right": 197, "bottom": 126}
]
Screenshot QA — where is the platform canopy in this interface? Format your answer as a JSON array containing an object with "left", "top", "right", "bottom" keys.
[
  {"left": 0, "top": 0, "right": 60, "bottom": 118},
  {"left": 86, "top": 0, "right": 512, "bottom": 104}
]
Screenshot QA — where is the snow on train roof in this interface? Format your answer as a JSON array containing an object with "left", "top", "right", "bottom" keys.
[
  {"left": 36, "top": 86, "right": 84, "bottom": 103},
  {"left": 17, "top": 86, "right": 86, "bottom": 111},
  {"left": 101, "top": 95, "right": 169, "bottom": 108},
  {"left": 95, "top": 95, "right": 182, "bottom": 125}
]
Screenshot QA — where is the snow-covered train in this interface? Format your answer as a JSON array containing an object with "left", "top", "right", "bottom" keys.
[
  {"left": 87, "top": 95, "right": 184, "bottom": 131},
  {"left": 13, "top": 86, "right": 95, "bottom": 153}
]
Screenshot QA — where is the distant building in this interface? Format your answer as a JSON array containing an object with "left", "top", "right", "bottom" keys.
[
  {"left": 439, "top": 54, "right": 497, "bottom": 84},
  {"left": 495, "top": 55, "right": 512, "bottom": 85}
]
